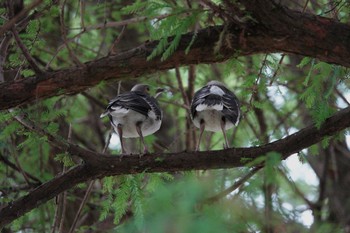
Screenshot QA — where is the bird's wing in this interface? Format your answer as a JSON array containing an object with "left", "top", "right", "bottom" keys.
[
  {"left": 220, "top": 86, "right": 240, "bottom": 125},
  {"left": 190, "top": 85, "right": 211, "bottom": 118},
  {"left": 105, "top": 92, "right": 152, "bottom": 117},
  {"left": 144, "top": 96, "right": 162, "bottom": 120}
]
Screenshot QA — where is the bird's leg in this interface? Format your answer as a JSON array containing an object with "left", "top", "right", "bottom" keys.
[
  {"left": 116, "top": 124, "right": 126, "bottom": 154},
  {"left": 221, "top": 117, "right": 229, "bottom": 149},
  {"left": 196, "top": 119, "right": 205, "bottom": 151},
  {"left": 136, "top": 122, "right": 148, "bottom": 154}
]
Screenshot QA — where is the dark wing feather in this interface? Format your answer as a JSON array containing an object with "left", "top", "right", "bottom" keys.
[
  {"left": 144, "top": 96, "right": 162, "bottom": 120},
  {"left": 106, "top": 91, "right": 152, "bottom": 117},
  {"left": 106, "top": 91, "right": 162, "bottom": 120},
  {"left": 190, "top": 85, "right": 211, "bottom": 118},
  {"left": 220, "top": 86, "right": 240, "bottom": 124}
]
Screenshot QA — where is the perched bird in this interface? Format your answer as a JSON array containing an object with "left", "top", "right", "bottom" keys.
[
  {"left": 190, "top": 81, "right": 240, "bottom": 151},
  {"left": 100, "top": 84, "right": 162, "bottom": 154}
]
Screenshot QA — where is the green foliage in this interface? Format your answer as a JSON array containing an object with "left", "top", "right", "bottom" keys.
[
  {"left": 54, "top": 153, "right": 75, "bottom": 167},
  {"left": 21, "top": 69, "right": 35, "bottom": 77},
  {"left": 26, "top": 20, "right": 40, "bottom": 35},
  {"left": 299, "top": 62, "right": 339, "bottom": 128},
  {"left": 264, "top": 152, "right": 282, "bottom": 185},
  {"left": 122, "top": 0, "right": 203, "bottom": 61},
  {"left": 147, "top": 12, "right": 201, "bottom": 61},
  {"left": 121, "top": 1, "right": 149, "bottom": 14},
  {"left": 99, "top": 173, "right": 174, "bottom": 227},
  {"left": 117, "top": 176, "right": 234, "bottom": 233}
]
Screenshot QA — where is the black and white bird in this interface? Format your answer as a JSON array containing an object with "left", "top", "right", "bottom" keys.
[
  {"left": 190, "top": 81, "right": 240, "bottom": 151},
  {"left": 100, "top": 84, "right": 162, "bottom": 154}
]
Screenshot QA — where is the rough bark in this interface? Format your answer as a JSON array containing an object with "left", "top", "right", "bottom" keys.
[
  {"left": 0, "top": 106, "right": 350, "bottom": 227},
  {"left": 1, "top": 1, "right": 350, "bottom": 110}
]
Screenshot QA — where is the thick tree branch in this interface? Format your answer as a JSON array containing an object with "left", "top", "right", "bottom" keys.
[
  {"left": 0, "top": 106, "right": 350, "bottom": 227},
  {"left": 1, "top": 3, "right": 350, "bottom": 110}
]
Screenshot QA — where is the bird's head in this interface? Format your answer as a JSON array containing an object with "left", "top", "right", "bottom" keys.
[
  {"left": 206, "top": 80, "right": 226, "bottom": 87},
  {"left": 131, "top": 84, "right": 150, "bottom": 93}
]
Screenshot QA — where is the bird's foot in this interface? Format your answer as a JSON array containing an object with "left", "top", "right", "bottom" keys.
[
  {"left": 119, "top": 153, "right": 125, "bottom": 161},
  {"left": 137, "top": 148, "right": 148, "bottom": 158}
]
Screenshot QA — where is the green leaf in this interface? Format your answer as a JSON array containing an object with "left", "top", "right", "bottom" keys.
[
  {"left": 264, "top": 152, "right": 281, "bottom": 185},
  {"left": 54, "top": 153, "right": 75, "bottom": 167},
  {"left": 122, "top": 1, "right": 153, "bottom": 14},
  {"left": 297, "top": 57, "right": 311, "bottom": 68},
  {"left": 21, "top": 69, "right": 35, "bottom": 77},
  {"left": 303, "top": 58, "right": 315, "bottom": 86},
  {"left": 26, "top": 20, "right": 40, "bottom": 35}
]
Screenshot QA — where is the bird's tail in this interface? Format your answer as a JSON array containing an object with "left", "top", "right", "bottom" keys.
[{"left": 100, "top": 111, "right": 109, "bottom": 118}]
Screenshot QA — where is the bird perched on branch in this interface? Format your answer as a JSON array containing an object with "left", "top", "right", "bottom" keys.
[
  {"left": 101, "top": 84, "right": 162, "bottom": 154},
  {"left": 190, "top": 81, "right": 240, "bottom": 151}
]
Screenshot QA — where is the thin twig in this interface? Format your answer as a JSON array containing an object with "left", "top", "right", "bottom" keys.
[
  {"left": 245, "top": 54, "right": 268, "bottom": 116},
  {"left": 187, "top": 65, "right": 196, "bottom": 150},
  {"left": 278, "top": 167, "right": 316, "bottom": 209},
  {"left": 202, "top": 166, "right": 262, "bottom": 204},
  {"left": 50, "top": 124, "right": 72, "bottom": 233},
  {"left": 336, "top": 88, "right": 350, "bottom": 106},
  {"left": 79, "top": 0, "right": 85, "bottom": 29},
  {"left": 9, "top": 138, "right": 32, "bottom": 186},
  {"left": 69, "top": 13, "right": 173, "bottom": 31},
  {"left": 159, "top": 99, "right": 190, "bottom": 110},
  {"left": 68, "top": 180, "right": 94, "bottom": 233},
  {"left": 59, "top": 0, "right": 84, "bottom": 67},
  {"left": 57, "top": 124, "right": 73, "bottom": 233},
  {"left": 11, "top": 28, "right": 43, "bottom": 75},
  {"left": 68, "top": 131, "right": 112, "bottom": 233},
  {"left": 109, "top": 25, "right": 127, "bottom": 55},
  {"left": 269, "top": 53, "right": 285, "bottom": 86},
  {"left": 0, "top": 34, "right": 12, "bottom": 82},
  {"left": 81, "top": 92, "right": 106, "bottom": 109},
  {"left": 57, "top": 190, "right": 67, "bottom": 233},
  {"left": 175, "top": 66, "right": 190, "bottom": 108},
  {"left": 50, "top": 194, "right": 63, "bottom": 233},
  {"left": 0, "top": 152, "right": 41, "bottom": 184}
]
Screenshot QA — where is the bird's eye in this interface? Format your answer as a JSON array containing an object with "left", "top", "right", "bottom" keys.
[{"left": 146, "top": 87, "right": 150, "bottom": 91}]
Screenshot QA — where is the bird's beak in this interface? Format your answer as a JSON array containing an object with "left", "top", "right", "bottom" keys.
[{"left": 155, "top": 87, "right": 172, "bottom": 98}]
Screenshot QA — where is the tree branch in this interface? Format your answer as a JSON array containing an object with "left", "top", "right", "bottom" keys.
[
  {"left": 1, "top": 3, "right": 350, "bottom": 110},
  {"left": 1, "top": 106, "right": 350, "bottom": 227}
]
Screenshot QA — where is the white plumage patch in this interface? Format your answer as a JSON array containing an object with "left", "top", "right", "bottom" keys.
[
  {"left": 196, "top": 103, "right": 223, "bottom": 112},
  {"left": 148, "top": 110, "right": 157, "bottom": 119},
  {"left": 209, "top": 85, "right": 225, "bottom": 96},
  {"left": 110, "top": 106, "right": 129, "bottom": 115}
]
